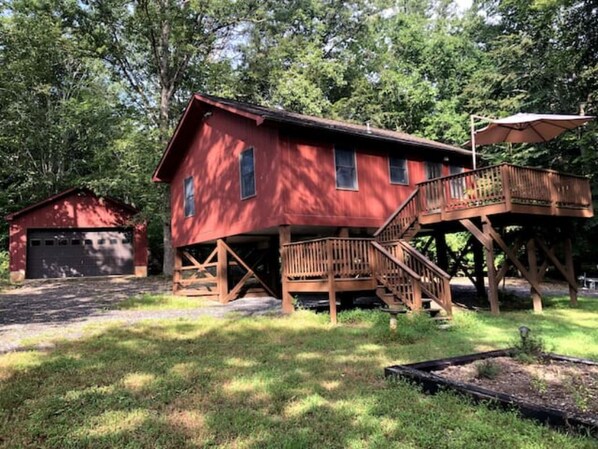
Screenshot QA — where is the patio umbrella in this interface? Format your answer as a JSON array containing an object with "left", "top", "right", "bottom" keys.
[{"left": 467, "top": 113, "right": 595, "bottom": 168}]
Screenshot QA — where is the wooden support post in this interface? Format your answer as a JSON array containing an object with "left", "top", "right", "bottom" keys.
[
  {"left": 279, "top": 225, "right": 294, "bottom": 314},
  {"left": 435, "top": 232, "right": 449, "bottom": 272},
  {"left": 217, "top": 239, "right": 228, "bottom": 304},
  {"left": 173, "top": 248, "right": 182, "bottom": 294},
  {"left": 338, "top": 227, "right": 349, "bottom": 238},
  {"left": 473, "top": 239, "right": 486, "bottom": 297},
  {"left": 564, "top": 237, "right": 578, "bottom": 306},
  {"left": 526, "top": 239, "right": 543, "bottom": 313},
  {"left": 326, "top": 238, "right": 337, "bottom": 324},
  {"left": 482, "top": 219, "right": 500, "bottom": 315}
]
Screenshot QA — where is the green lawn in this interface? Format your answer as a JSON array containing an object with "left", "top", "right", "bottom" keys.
[
  {"left": 0, "top": 296, "right": 597, "bottom": 448},
  {"left": 112, "top": 293, "right": 212, "bottom": 311}
]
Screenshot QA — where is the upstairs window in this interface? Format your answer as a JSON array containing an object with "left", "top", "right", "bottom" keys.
[
  {"left": 184, "top": 176, "right": 195, "bottom": 217},
  {"left": 425, "top": 162, "right": 442, "bottom": 180},
  {"left": 334, "top": 146, "right": 358, "bottom": 190},
  {"left": 389, "top": 156, "right": 409, "bottom": 184},
  {"left": 240, "top": 147, "right": 256, "bottom": 199}
]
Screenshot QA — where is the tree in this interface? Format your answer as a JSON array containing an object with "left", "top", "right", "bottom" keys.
[{"left": 74, "top": 0, "right": 269, "bottom": 274}]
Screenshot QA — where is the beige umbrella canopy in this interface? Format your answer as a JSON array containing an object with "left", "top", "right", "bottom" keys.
[
  {"left": 466, "top": 113, "right": 595, "bottom": 168},
  {"left": 471, "top": 113, "right": 594, "bottom": 146}
]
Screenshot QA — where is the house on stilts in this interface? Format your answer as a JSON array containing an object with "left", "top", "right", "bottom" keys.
[{"left": 152, "top": 94, "right": 593, "bottom": 323}]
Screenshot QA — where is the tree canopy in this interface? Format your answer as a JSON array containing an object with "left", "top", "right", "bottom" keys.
[{"left": 1, "top": 0, "right": 596, "bottom": 269}]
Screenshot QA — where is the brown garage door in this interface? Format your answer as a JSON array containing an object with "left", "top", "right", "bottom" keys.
[{"left": 27, "top": 229, "right": 134, "bottom": 279}]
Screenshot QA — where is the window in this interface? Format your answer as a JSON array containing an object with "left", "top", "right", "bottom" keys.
[
  {"left": 109, "top": 239, "right": 118, "bottom": 245},
  {"left": 71, "top": 239, "right": 81, "bottom": 246},
  {"left": 449, "top": 165, "right": 465, "bottom": 198},
  {"left": 240, "top": 147, "right": 256, "bottom": 199},
  {"left": 97, "top": 239, "right": 105, "bottom": 245},
  {"left": 425, "top": 162, "right": 442, "bottom": 180},
  {"left": 58, "top": 239, "right": 68, "bottom": 246},
  {"left": 84, "top": 239, "right": 93, "bottom": 245},
  {"left": 183, "top": 176, "right": 195, "bottom": 217},
  {"left": 334, "top": 146, "right": 358, "bottom": 190},
  {"left": 389, "top": 156, "right": 409, "bottom": 184},
  {"left": 44, "top": 239, "right": 54, "bottom": 246},
  {"left": 30, "top": 239, "right": 41, "bottom": 247}
]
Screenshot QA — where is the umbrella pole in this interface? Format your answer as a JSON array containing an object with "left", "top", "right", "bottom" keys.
[{"left": 470, "top": 115, "right": 477, "bottom": 170}]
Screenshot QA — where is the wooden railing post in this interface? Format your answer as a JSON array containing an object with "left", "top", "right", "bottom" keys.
[
  {"left": 172, "top": 248, "right": 182, "bottom": 294},
  {"left": 217, "top": 239, "right": 228, "bottom": 304},
  {"left": 502, "top": 164, "right": 512, "bottom": 211},
  {"left": 279, "top": 225, "right": 294, "bottom": 314},
  {"left": 326, "top": 239, "right": 337, "bottom": 324}
]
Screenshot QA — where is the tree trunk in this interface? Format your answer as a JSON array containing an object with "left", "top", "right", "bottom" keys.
[{"left": 162, "top": 188, "right": 174, "bottom": 275}]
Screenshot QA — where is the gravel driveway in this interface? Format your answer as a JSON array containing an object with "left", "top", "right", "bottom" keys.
[{"left": 0, "top": 277, "right": 281, "bottom": 353}]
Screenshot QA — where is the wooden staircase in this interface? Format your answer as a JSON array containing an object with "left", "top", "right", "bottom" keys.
[{"left": 372, "top": 191, "right": 453, "bottom": 318}]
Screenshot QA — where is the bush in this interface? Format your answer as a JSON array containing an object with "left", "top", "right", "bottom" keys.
[
  {"left": 0, "top": 250, "right": 8, "bottom": 281},
  {"left": 476, "top": 360, "right": 501, "bottom": 380},
  {"left": 512, "top": 331, "right": 546, "bottom": 364}
]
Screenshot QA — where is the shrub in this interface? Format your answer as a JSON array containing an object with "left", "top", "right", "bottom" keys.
[
  {"left": 476, "top": 360, "right": 501, "bottom": 380},
  {"left": 512, "top": 330, "right": 546, "bottom": 364},
  {"left": 0, "top": 250, "right": 8, "bottom": 281}
]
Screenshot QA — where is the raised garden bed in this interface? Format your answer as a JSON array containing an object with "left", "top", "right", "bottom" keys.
[{"left": 385, "top": 349, "right": 598, "bottom": 436}]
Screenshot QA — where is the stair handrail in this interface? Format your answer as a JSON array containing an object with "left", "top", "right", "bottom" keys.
[
  {"left": 371, "top": 242, "right": 421, "bottom": 279},
  {"left": 374, "top": 188, "right": 421, "bottom": 242},
  {"left": 371, "top": 241, "right": 422, "bottom": 310},
  {"left": 395, "top": 241, "right": 452, "bottom": 315},
  {"left": 397, "top": 241, "right": 450, "bottom": 279}
]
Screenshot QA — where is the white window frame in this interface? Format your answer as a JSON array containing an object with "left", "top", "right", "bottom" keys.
[
  {"left": 388, "top": 156, "right": 409, "bottom": 185},
  {"left": 239, "top": 147, "right": 256, "bottom": 200},
  {"left": 334, "top": 146, "right": 358, "bottom": 191}
]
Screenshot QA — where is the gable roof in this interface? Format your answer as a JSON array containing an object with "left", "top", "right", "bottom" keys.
[
  {"left": 153, "top": 93, "right": 472, "bottom": 182},
  {"left": 5, "top": 187, "right": 139, "bottom": 221}
]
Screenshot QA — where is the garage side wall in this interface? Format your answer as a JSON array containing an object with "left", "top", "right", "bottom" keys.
[{"left": 8, "top": 191, "right": 148, "bottom": 282}]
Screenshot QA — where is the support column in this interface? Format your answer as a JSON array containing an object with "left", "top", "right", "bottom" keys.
[
  {"left": 326, "top": 238, "right": 337, "bottom": 324},
  {"left": 526, "top": 238, "right": 543, "bottom": 313},
  {"left": 482, "top": 219, "right": 500, "bottom": 315},
  {"left": 217, "top": 239, "right": 228, "bottom": 303},
  {"left": 564, "top": 237, "right": 578, "bottom": 306},
  {"left": 473, "top": 239, "right": 486, "bottom": 297},
  {"left": 435, "top": 232, "right": 449, "bottom": 272},
  {"left": 279, "top": 225, "right": 294, "bottom": 314},
  {"left": 172, "top": 248, "right": 182, "bottom": 294},
  {"left": 338, "top": 227, "right": 349, "bottom": 238}
]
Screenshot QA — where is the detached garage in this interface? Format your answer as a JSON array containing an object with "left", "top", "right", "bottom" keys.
[{"left": 6, "top": 188, "right": 148, "bottom": 282}]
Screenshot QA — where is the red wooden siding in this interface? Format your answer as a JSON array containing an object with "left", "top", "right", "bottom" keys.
[
  {"left": 170, "top": 108, "right": 284, "bottom": 247},
  {"left": 279, "top": 134, "right": 458, "bottom": 228},
  {"left": 8, "top": 190, "right": 147, "bottom": 277}
]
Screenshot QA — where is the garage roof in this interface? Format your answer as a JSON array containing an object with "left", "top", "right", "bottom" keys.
[{"left": 5, "top": 188, "right": 139, "bottom": 221}]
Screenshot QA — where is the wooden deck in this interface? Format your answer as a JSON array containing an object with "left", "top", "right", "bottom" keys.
[
  {"left": 281, "top": 164, "right": 592, "bottom": 322},
  {"left": 376, "top": 164, "right": 593, "bottom": 243}
]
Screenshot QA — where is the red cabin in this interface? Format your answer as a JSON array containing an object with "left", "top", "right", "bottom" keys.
[{"left": 154, "top": 94, "right": 591, "bottom": 320}]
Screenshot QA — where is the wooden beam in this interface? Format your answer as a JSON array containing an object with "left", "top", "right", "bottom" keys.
[
  {"left": 563, "top": 237, "right": 578, "bottom": 306},
  {"left": 173, "top": 248, "right": 183, "bottom": 294},
  {"left": 435, "top": 232, "right": 449, "bottom": 272},
  {"left": 279, "top": 225, "right": 294, "bottom": 313},
  {"left": 482, "top": 219, "right": 500, "bottom": 315},
  {"left": 327, "top": 238, "right": 337, "bottom": 324},
  {"left": 527, "top": 238, "right": 543, "bottom": 313},
  {"left": 220, "top": 240, "right": 277, "bottom": 298},
  {"left": 473, "top": 238, "right": 485, "bottom": 297},
  {"left": 482, "top": 217, "right": 542, "bottom": 294},
  {"left": 460, "top": 219, "right": 492, "bottom": 249},
  {"left": 535, "top": 238, "right": 578, "bottom": 290},
  {"left": 217, "top": 239, "right": 228, "bottom": 303}
]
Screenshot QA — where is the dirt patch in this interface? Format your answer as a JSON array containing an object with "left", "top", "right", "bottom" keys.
[{"left": 437, "top": 356, "right": 598, "bottom": 426}]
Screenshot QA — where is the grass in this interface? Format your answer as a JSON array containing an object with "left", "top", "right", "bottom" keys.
[
  {"left": 112, "top": 293, "right": 213, "bottom": 311},
  {"left": 0, "top": 296, "right": 596, "bottom": 448}
]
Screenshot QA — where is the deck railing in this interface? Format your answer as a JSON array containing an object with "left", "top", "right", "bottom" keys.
[
  {"left": 375, "top": 164, "right": 592, "bottom": 242},
  {"left": 283, "top": 237, "right": 373, "bottom": 280},
  {"left": 384, "top": 241, "right": 452, "bottom": 315},
  {"left": 374, "top": 189, "right": 420, "bottom": 243},
  {"left": 371, "top": 241, "right": 422, "bottom": 310}
]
